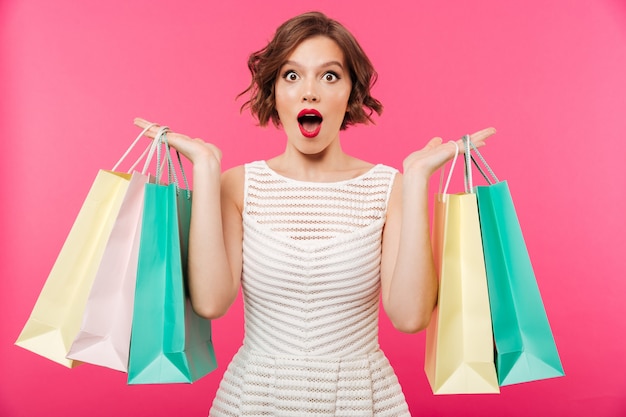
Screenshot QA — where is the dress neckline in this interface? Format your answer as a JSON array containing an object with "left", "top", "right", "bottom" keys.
[{"left": 260, "top": 160, "right": 381, "bottom": 186}]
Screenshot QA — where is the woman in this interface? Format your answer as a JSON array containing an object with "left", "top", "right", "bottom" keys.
[{"left": 138, "top": 11, "right": 495, "bottom": 416}]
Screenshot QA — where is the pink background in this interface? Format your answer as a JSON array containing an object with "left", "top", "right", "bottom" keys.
[{"left": 2, "top": 0, "right": 625, "bottom": 416}]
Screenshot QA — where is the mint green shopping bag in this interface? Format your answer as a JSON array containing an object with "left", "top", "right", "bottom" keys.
[
  {"left": 127, "top": 128, "right": 217, "bottom": 384},
  {"left": 463, "top": 136, "right": 564, "bottom": 386}
]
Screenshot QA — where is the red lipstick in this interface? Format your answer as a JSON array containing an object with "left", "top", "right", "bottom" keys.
[{"left": 297, "top": 109, "right": 323, "bottom": 138}]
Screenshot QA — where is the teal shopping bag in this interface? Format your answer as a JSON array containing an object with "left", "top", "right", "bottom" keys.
[
  {"left": 127, "top": 128, "right": 217, "bottom": 384},
  {"left": 464, "top": 137, "right": 564, "bottom": 386}
]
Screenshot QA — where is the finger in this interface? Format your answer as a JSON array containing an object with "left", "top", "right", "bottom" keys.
[
  {"left": 163, "top": 132, "right": 191, "bottom": 147},
  {"left": 451, "top": 127, "right": 496, "bottom": 151},
  {"left": 469, "top": 127, "right": 496, "bottom": 146},
  {"left": 133, "top": 117, "right": 164, "bottom": 139},
  {"left": 209, "top": 143, "right": 223, "bottom": 161},
  {"left": 424, "top": 136, "right": 443, "bottom": 150}
]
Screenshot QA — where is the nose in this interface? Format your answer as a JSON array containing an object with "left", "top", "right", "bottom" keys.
[{"left": 301, "top": 81, "right": 319, "bottom": 102}]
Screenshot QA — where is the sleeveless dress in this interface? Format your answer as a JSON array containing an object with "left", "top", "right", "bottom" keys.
[{"left": 209, "top": 161, "right": 410, "bottom": 417}]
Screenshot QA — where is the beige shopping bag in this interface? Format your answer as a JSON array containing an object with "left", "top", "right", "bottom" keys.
[
  {"left": 15, "top": 124, "right": 156, "bottom": 368},
  {"left": 66, "top": 126, "right": 161, "bottom": 372},
  {"left": 424, "top": 140, "right": 499, "bottom": 394},
  {"left": 65, "top": 171, "right": 150, "bottom": 371}
]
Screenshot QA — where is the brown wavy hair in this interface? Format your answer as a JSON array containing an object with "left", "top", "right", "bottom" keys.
[{"left": 239, "top": 11, "right": 383, "bottom": 130}]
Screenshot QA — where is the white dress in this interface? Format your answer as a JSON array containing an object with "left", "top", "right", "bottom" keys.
[{"left": 209, "top": 161, "right": 411, "bottom": 417}]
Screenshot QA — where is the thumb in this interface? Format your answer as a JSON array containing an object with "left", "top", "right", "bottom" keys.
[{"left": 424, "top": 136, "right": 443, "bottom": 150}]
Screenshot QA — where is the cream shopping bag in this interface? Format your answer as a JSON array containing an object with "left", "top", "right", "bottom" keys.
[
  {"left": 16, "top": 124, "right": 156, "bottom": 368},
  {"left": 424, "top": 139, "right": 499, "bottom": 394}
]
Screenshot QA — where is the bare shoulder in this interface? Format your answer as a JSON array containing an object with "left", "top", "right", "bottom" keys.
[
  {"left": 221, "top": 165, "right": 245, "bottom": 211},
  {"left": 387, "top": 171, "right": 403, "bottom": 215},
  {"left": 221, "top": 165, "right": 245, "bottom": 183}
]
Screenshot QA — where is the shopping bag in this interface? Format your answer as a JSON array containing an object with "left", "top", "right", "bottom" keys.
[
  {"left": 465, "top": 138, "right": 564, "bottom": 386},
  {"left": 127, "top": 129, "right": 217, "bottom": 384},
  {"left": 66, "top": 124, "right": 160, "bottom": 371},
  {"left": 424, "top": 139, "right": 499, "bottom": 394},
  {"left": 15, "top": 124, "right": 156, "bottom": 368}
]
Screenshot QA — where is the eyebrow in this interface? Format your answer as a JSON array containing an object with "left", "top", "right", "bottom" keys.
[{"left": 282, "top": 60, "right": 345, "bottom": 70}]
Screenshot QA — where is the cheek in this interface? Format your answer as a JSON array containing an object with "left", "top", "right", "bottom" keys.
[
  {"left": 274, "top": 93, "right": 287, "bottom": 116},
  {"left": 337, "top": 83, "right": 352, "bottom": 108},
  {"left": 275, "top": 88, "right": 297, "bottom": 113},
  {"left": 335, "top": 90, "right": 352, "bottom": 115},
  {"left": 274, "top": 96, "right": 296, "bottom": 129}
]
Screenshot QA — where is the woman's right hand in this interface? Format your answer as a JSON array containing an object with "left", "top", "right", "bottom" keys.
[
  {"left": 134, "top": 117, "right": 222, "bottom": 169},
  {"left": 402, "top": 127, "right": 496, "bottom": 180}
]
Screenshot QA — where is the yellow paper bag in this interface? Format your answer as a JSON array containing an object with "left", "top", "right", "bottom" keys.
[
  {"left": 424, "top": 140, "right": 499, "bottom": 394},
  {"left": 16, "top": 124, "right": 156, "bottom": 368},
  {"left": 15, "top": 170, "right": 132, "bottom": 367}
]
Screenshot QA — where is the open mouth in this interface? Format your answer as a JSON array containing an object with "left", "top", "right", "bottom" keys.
[{"left": 297, "top": 109, "right": 323, "bottom": 138}]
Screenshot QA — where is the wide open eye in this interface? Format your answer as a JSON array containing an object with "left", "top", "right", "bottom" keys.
[
  {"left": 323, "top": 72, "right": 339, "bottom": 82},
  {"left": 283, "top": 70, "right": 300, "bottom": 81}
]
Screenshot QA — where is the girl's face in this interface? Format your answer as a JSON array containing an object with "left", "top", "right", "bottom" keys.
[{"left": 274, "top": 35, "right": 352, "bottom": 156}]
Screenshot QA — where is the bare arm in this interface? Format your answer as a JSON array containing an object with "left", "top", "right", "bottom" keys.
[
  {"left": 186, "top": 162, "right": 243, "bottom": 319},
  {"left": 380, "top": 128, "right": 496, "bottom": 333},
  {"left": 134, "top": 119, "right": 242, "bottom": 319}
]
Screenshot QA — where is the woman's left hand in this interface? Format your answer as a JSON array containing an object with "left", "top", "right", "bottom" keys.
[{"left": 402, "top": 127, "right": 496, "bottom": 178}]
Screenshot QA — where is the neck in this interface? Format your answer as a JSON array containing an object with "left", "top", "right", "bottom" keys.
[{"left": 270, "top": 142, "right": 353, "bottom": 182}]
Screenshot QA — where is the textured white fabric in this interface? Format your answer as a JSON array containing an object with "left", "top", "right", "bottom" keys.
[{"left": 210, "top": 161, "right": 410, "bottom": 417}]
